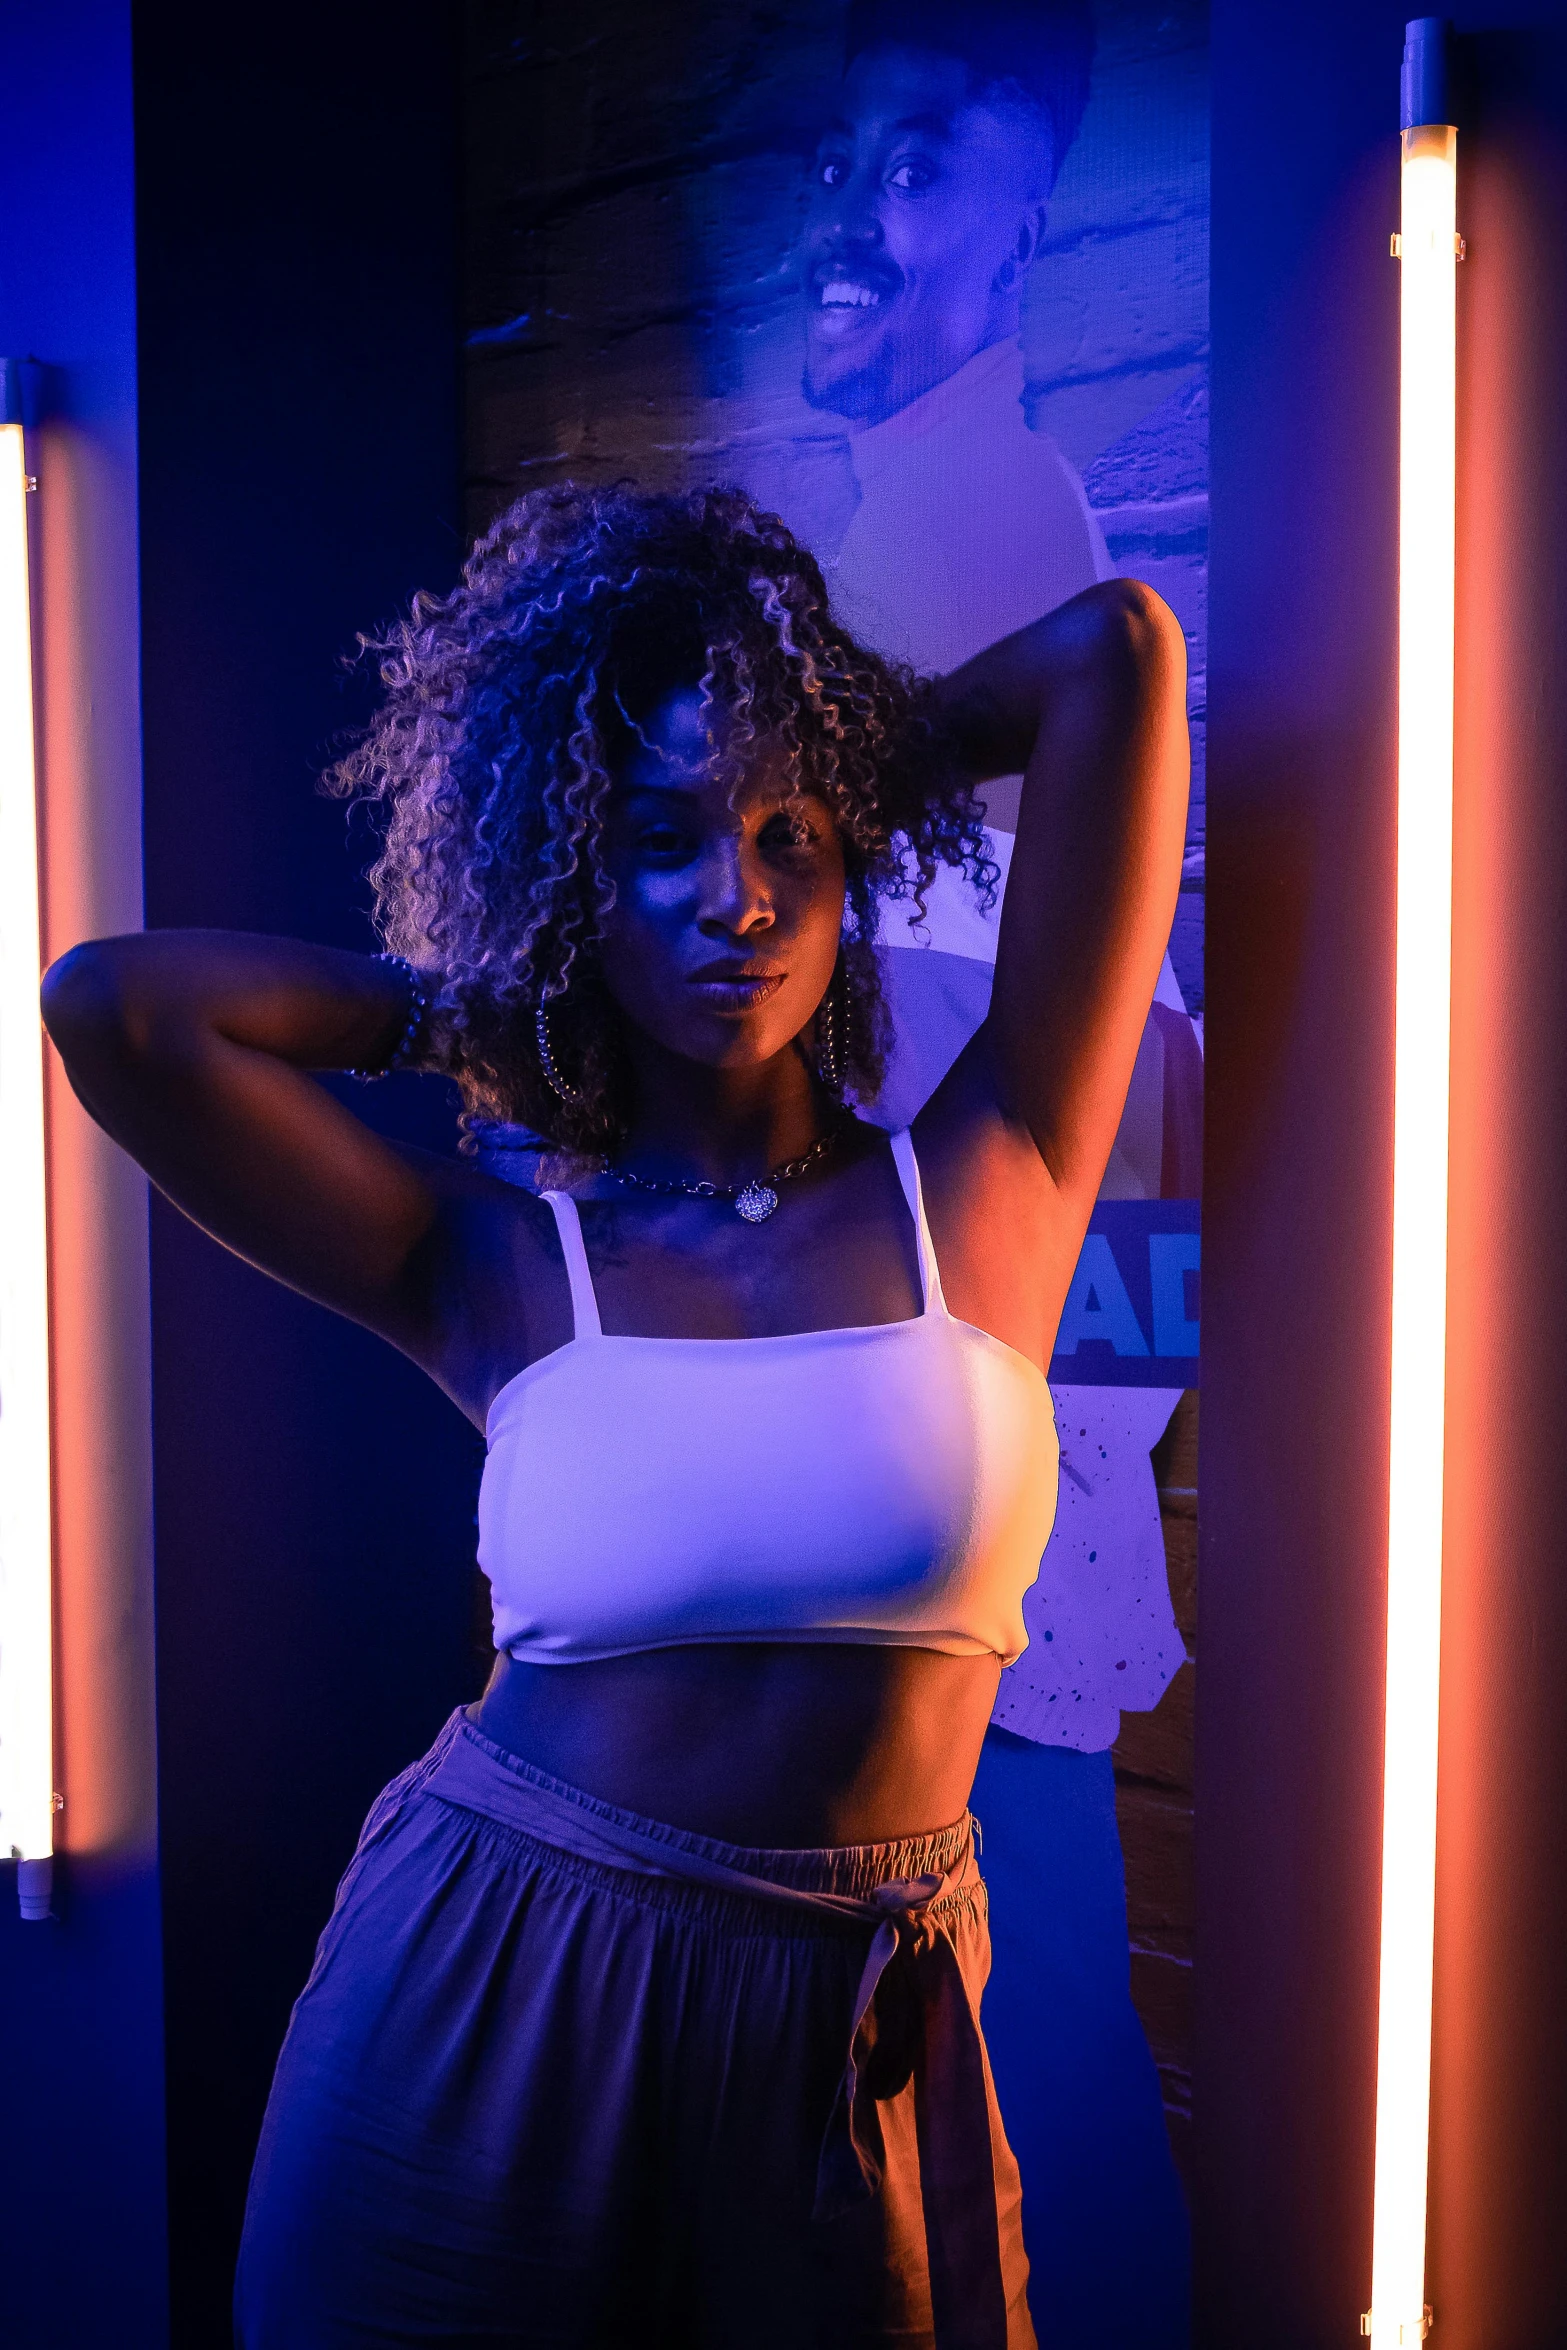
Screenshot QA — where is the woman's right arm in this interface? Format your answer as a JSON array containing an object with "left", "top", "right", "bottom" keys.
[{"left": 41, "top": 931, "right": 483, "bottom": 1367}]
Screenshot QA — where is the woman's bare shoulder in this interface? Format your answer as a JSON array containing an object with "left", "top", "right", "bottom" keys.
[
  {"left": 392, "top": 1139, "right": 565, "bottom": 1271},
  {"left": 384, "top": 1141, "right": 578, "bottom": 1423},
  {"left": 908, "top": 1047, "right": 1073, "bottom": 1373}
]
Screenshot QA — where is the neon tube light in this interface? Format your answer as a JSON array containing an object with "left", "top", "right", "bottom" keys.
[
  {"left": 1366, "top": 21, "right": 1457, "bottom": 2347},
  {"left": 0, "top": 359, "right": 56, "bottom": 1923}
]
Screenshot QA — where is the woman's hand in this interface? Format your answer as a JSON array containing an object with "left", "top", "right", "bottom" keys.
[
  {"left": 40, "top": 932, "right": 546, "bottom": 1418},
  {"left": 913, "top": 580, "right": 1190, "bottom": 1363}
]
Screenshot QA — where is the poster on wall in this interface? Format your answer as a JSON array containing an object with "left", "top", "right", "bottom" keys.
[{"left": 465, "top": 2, "right": 1205, "bottom": 2333}]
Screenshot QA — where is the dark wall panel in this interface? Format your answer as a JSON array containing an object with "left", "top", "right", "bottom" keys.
[
  {"left": 1201, "top": 5, "right": 1398, "bottom": 2333},
  {"left": 132, "top": 8, "right": 477, "bottom": 2340},
  {"left": 1201, "top": 7, "right": 1567, "bottom": 2345},
  {"left": 1433, "top": 25, "right": 1567, "bottom": 2350}
]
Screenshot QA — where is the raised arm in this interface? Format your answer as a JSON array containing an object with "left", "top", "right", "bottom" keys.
[
  {"left": 40, "top": 932, "right": 535, "bottom": 1410},
  {"left": 915, "top": 580, "right": 1190, "bottom": 1348}
]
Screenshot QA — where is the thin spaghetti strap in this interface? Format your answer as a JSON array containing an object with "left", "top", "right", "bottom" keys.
[
  {"left": 887, "top": 1130, "right": 949, "bottom": 1317},
  {"left": 541, "top": 1190, "right": 602, "bottom": 1340}
]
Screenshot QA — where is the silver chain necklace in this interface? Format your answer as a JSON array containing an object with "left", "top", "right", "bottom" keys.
[{"left": 601, "top": 1125, "right": 844, "bottom": 1223}]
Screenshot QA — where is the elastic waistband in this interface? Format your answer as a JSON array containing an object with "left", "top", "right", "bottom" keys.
[
  {"left": 414, "top": 1710, "right": 1008, "bottom": 2347},
  {"left": 425, "top": 1709, "right": 974, "bottom": 1911}
]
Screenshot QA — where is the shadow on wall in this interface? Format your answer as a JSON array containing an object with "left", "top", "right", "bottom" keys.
[
  {"left": 1435, "top": 26, "right": 1567, "bottom": 2350},
  {"left": 132, "top": 6, "right": 475, "bottom": 2345}
]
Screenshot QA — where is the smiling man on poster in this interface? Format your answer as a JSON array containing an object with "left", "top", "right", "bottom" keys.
[{"left": 766, "top": 6, "right": 1200, "bottom": 2342}]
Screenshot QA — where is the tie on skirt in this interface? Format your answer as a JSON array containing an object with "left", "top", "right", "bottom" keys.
[{"left": 235, "top": 1709, "right": 1035, "bottom": 2350}]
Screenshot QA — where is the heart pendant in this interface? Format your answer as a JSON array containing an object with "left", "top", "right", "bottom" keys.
[{"left": 735, "top": 1181, "right": 779, "bottom": 1223}]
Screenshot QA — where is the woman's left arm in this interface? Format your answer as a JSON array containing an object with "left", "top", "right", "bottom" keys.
[{"left": 915, "top": 580, "right": 1189, "bottom": 1343}]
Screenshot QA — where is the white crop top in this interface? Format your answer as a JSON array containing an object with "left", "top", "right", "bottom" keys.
[{"left": 479, "top": 1129, "right": 1058, "bottom": 1666}]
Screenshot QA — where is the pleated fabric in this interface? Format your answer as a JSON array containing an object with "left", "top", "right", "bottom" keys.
[{"left": 235, "top": 1712, "right": 1035, "bottom": 2350}]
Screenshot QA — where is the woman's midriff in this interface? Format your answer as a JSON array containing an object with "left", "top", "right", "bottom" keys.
[{"left": 471, "top": 1642, "right": 1003, "bottom": 1846}]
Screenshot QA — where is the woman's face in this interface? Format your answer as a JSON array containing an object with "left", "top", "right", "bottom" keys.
[{"left": 596, "top": 685, "right": 847, "bottom": 1072}]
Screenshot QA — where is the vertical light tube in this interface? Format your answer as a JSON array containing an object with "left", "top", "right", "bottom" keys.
[
  {"left": 1368, "top": 22, "right": 1456, "bottom": 2347},
  {"left": 0, "top": 361, "right": 55, "bottom": 1922}
]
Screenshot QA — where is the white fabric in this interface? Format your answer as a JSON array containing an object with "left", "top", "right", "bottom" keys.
[
  {"left": 480, "top": 1132, "right": 1058, "bottom": 1668},
  {"left": 544, "top": 1185, "right": 603, "bottom": 1339},
  {"left": 825, "top": 339, "right": 1116, "bottom": 668}
]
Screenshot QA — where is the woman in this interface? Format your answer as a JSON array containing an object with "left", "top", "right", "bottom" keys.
[{"left": 43, "top": 486, "right": 1186, "bottom": 2349}]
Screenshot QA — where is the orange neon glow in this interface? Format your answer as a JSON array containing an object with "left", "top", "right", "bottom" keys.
[
  {"left": 0, "top": 401, "right": 55, "bottom": 1918},
  {"left": 1367, "top": 116, "right": 1458, "bottom": 2350}
]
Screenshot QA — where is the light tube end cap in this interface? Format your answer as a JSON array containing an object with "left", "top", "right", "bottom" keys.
[
  {"left": 1402, "top": 17, "right": 1451, "bottom": 130},
  {"left": 17, "top": 1856, "right": 54, "bottom": 1920}
]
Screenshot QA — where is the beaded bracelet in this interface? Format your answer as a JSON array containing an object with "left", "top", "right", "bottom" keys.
[{"left": 347, "top": 952, "right": 429, "bottom": 1082}]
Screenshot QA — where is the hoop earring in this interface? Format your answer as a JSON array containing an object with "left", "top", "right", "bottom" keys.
[
  {"left": 534, "top": 997, "right": 585, "bottom": 1106},
  {"left": 816, "top": 958, "right": 849, "bottom": 1096}
]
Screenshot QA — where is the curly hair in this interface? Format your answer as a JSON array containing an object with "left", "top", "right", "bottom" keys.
[{"left": 327, "top": 482, "right": 995, "bottom": 1152}]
